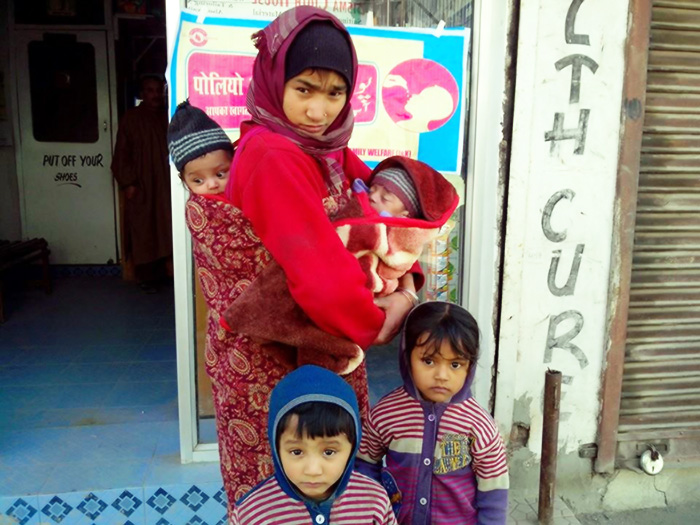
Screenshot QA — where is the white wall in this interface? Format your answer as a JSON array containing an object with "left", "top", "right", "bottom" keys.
[{"left": 496, "top": 0, "right": 630, "bottom": 455}]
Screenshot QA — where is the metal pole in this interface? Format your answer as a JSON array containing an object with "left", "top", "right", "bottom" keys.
[{"left": 538, "top": 369, "right": 562, "bottom": 525}]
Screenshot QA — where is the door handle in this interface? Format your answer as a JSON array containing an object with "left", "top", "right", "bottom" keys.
[{"left": 103, "top": 120, "right": 108, "bottom": 131}]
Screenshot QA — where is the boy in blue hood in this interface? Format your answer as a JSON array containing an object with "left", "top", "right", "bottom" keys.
[
  {"left": 357, "top": 302, "right": 509, "bottom": 524},
  {"left": 231, "top": 365, "right": 397, "bottom": 525}
]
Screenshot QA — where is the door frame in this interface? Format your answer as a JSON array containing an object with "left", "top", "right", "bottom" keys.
[
  {"left": 595, "top": 0, "right": 653, "bottom": 474},
  {"left": 463, "top": 0, "right": 517, "bottom": 414},
  {"left": 9, "top": 0, "right": 119, "bottom": 255}
]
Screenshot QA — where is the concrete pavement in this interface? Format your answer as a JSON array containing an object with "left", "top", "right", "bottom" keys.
[
  {"left": 508, "top": 495, "right": 581, "bottom": 524},
  {"left": 577, "top": 503, "right": 700, "bottom": 525}
]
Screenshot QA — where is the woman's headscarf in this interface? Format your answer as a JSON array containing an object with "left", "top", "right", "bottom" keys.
[{"left": 244, "top": 6, "right": 358, "bottom": 157}]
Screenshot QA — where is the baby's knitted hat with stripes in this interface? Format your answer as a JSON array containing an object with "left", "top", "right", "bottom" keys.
[{"left": 168, "top": 99, "right": 232, "bottom": 172}]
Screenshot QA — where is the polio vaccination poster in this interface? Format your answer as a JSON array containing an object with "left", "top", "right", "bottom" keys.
[{"left": 169, "top": 9, "right": 470, "bottom": 173}]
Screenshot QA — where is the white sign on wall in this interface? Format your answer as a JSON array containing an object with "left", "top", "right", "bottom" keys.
[
  {"left": 497, "top": 0, "right": 629, "bottom": 453},
  {"left": 170, "top": 10, "right": 470, "bottom": 172},
  {"left": 187, "top": 0, "right": 365, "bottom": 26}
]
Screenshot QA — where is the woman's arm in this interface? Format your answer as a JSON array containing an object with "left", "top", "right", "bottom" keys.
[{"left": 231, "top": 134, "right": 384, "bottom": 349}]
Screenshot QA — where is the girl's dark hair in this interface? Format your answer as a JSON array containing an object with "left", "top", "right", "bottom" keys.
[
  {"left": 275, "top": 402, "right": 356, "bottom": 449},
  {"left": 404, "top": 302, "right": 479, "bottom": 363}
]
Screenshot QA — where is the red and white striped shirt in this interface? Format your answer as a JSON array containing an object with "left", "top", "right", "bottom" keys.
[{"left": 231, "top": 471, "right": 398, "bottom": 525}]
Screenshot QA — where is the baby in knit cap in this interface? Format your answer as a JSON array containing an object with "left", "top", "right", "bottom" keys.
[
  {"left": 353, "top": 167, "right": 422, "bottom": 219},
  {"left": 167, "top": 100, "right": 233, "bottom": 195}
]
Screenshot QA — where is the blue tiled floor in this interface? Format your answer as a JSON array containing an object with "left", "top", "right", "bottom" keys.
[
  {"left": 0, "top": 276, "right": 224, "bottom": 524},
  {"left": 0, "top": 274, "right": 402, "bottom": 524},
  {"left": 0, "top": 278, "right": 179, "bottom": 440}
]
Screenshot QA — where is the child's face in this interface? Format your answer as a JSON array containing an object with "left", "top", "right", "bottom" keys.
[
  {"left": 182, "top": 150, "right": 231, "bottom": 195},
  {"left": 410, "top": 333, "right": 470, "bottom": 403},
  {"left": 278, "top": 415, "right": 353, "bottom": 501},
  {"left": 283, "top": 69, "right": 348, "bottom": 137},
  {"left": 369, "top": 184, "right": 409, "bottom": 217}
]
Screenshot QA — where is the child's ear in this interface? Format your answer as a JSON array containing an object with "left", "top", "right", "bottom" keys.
[{"left": 399, "top": 209, "right": 410, "bottom": 218}]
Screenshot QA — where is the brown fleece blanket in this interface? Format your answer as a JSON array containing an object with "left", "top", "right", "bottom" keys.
[{"left": 223, "top": 156, "right": 459, "bottom": 375}]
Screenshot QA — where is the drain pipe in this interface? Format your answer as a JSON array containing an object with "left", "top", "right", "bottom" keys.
[{"left": 538, "top": 369, "right": 562, "bottom": 525}]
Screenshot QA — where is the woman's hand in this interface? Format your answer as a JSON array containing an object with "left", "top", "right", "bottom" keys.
[{"left": 372, "top": 291, "right": 415, "bottom": 345}]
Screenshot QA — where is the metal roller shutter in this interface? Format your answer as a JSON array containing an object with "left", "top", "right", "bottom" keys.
[{"left": 618, "top": 0, "right": 700, "bottom": 462}]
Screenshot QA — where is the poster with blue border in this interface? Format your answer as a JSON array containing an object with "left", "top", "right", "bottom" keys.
[{"left": 170, "top": 9, "right": 469, "bottom": 173}]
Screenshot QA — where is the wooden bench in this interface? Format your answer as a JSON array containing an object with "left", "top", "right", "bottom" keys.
[{"left": 0, "top": 238, "right": 51, "bottom": 323}]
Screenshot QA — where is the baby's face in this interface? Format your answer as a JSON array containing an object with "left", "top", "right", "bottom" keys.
[
  {"left": 182, "top": 149, "right": 231, "bottom": 195},
  {"left": 368, "top": 184, "right": 409, "bottom": 217}
]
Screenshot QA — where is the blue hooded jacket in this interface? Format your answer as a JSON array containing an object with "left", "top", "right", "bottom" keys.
[{"left": 265, "top": 365, "right": 362, "bottom": 522}]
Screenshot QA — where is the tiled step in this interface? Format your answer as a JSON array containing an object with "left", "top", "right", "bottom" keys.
[{"left": 1, "top": 483, "right": 228, "bottom": 525}]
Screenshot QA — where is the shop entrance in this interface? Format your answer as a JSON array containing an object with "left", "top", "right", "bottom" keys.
[{"left": 14, "top": 30, "right": 117, "bottom": 264}]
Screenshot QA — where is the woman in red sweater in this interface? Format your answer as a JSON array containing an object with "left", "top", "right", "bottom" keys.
[{"left": 184, "top": 6, "right": 420, "bottom": 515}]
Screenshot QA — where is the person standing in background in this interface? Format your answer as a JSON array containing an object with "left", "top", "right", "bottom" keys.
[{"left": 112, "top": 74, "right": 172, "bottom": 292}]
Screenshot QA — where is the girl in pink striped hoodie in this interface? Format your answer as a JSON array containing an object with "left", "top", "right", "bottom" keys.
[{"left": 357, "top": 302, "right": 509, "bottom": 524}]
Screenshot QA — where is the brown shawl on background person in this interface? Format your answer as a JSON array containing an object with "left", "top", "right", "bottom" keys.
[
  {"left": 224, "top": 156, "right": 460, "bottom": 374},
  {"left": 111, "top": 104, "right": 172, "bottom": 266}
]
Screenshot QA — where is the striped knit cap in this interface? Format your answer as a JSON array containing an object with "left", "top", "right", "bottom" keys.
[
  {"left": 372, "top": 167, "right": 421, "bottom": 218},
  {"left": 168, "top": 100, "right": 232, "bottom": 172}
]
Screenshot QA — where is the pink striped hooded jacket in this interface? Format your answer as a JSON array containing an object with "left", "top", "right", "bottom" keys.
[{"left": 357, "top": 303, "right": 509, "bottom": 524}]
